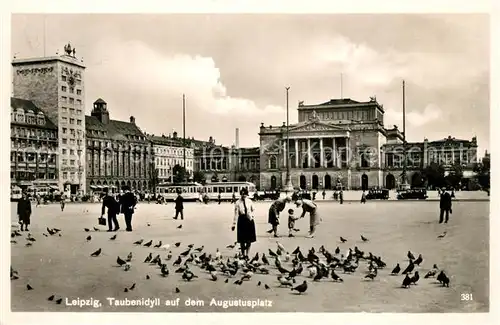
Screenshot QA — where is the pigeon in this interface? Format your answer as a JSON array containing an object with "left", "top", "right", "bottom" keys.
[
  {"left": 93, "top": 227, "right": 99, "bottom": 231},
  {"left": 180, "top": 249, "right": 191, "bottom": 257},
  {"left": 124, "top": 288, "right": 129, "bottom": 292},
  {"left": 143, "top": 240, "right": 153, "bottom": 247},
  {"left": 224, "top": 279, "right": 229, "bottom": 283},
  {"left": 146, "top": 275, "right": 151, "bottom": 280},
  {"left": 262, "top": 254, "right": 270, "bottom": 265},
  {"left": 278, "top": 276, "right": 294, "bottom": 287},
  {"left": 175, "top": 287, "right": 180, "bottom": 293},
  {"left": 389, "top": 263, "right": 400, "bottom": 275},
  {"left": 160, "top": 264, "right": 169, "bottom": 277},
  {"left": 401, "top": 274, "right": 412, "bottom": 288},
  {"left": 340, "top": 237, "right": 347, "bottom": 243},
  {"left": 407, "top": 251, "right": 415, "bottom": 261},
  {"left": 413, "top": 254, "right": 423, "bottom": 266},
  {"left": 410, "top": 271, "right": 420, "bottom": 285},
  {"left": 86, "top": 235, "right": 92, "bottom": 241},
  {"left": 335, "top": 246, "right": 340, "bottom": 254},
  {"left": 331, "top": 270, "right": 343, "bottom": 282},
  {"left": 154, "top": 241, "right": 162, "bottom": 248},
  {"left": 424, "top": 264, "right": 439, "bottom": 278},
  {"left": 43, "top": 233, "right": 48, "bottom": 237},
  {"left": 177, "top": 225, "right": 182, "bottom": 229},
  {"left": 109, "top": 234, "right": 117, "bottom": 240},
  {"left": 90, "top": 248, "right": 102, "bottom": 257},
  {"left": 264, "top": 284, "right": 270, "bottom": 289},
  {"left": 194, "top": 245, "right": 204, "bottom": 252},
  {"left": 291, "top": 281, "right": 308, "bottom": 294},
  {"left": 129, "top": 283, "right": 136, "bottom": 290},
  {"left": 257, "top": 281, "right": 261, "bottom": 286},
  {"left": 276, "top": 241, "right": 286, "bottom": 253},
  {"left": 25, "top": 242, "right": 33, "bottom": 247},
  {"left": 133, "top": 239, "right": 144, "bottom": 245},
  {"left": 166, "top": 251, "right": 173, "bottom": 260},
  {"left": 233, "top": 279, "right": 243, "bottom": 285},
  {"left": 441, "top": 273, "right": 450, "bottom": 287},
  {"left": 161, "top": 244, "right": 171, "bottom": 250},
  {"left": 210, "top": 271, "right": 218, "bottom": 281},
  {"left": 365, "top": 269, "right": 378, "bottom": 281},
  {"left": 117, "top": 256, "right": 127, "bottom": 266},
  {"left": 182, "top": 270, "right": 198, "bottom": 281},
  {"left": 147, "top": 222, "right": 151, "bottom": 226},
  {"left": 56, "top": 298, "right": 62, "bottom": 304},
  {"left": 402, "top": 261, "right": 414, "bottom": 274},
  {"left": 173, "top": 256, "right": 182, "bottom": 266},
  {"left": 175, "top": 242, "right": 181, "bottom": 247},
  {"left": 27, "top": 284, "right": 33, "bottom": 290},
  {"left": 268, "top": 249, "right": 277, "bottom": 257},
  {"left": 123, "top": 263, "right": 131, "bottom": 271},
  {"left": 126, "top": 252, "right": 133, "bottom": 262},
  {"left": 144, "top": 253, "right": 153, "bottom": 263},
  {"left": 438, "top": 231, "right": 447, "bottom": 239},
  {"left": 361, "top": 235, "right": 369, "bottom": 242},
  {"left": 48, "top": 295, "right": 55, "bottom": 301},
  {"left": 84, "top": 228, "right": 90, "bottom": 232}
]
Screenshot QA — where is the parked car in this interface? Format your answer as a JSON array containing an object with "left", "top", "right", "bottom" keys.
[
  {"left": 397, "top": 188, "right": 428, "bottom": 200},
  {"left": 365, "top": 188, "right": 390, "bottom": 200}
]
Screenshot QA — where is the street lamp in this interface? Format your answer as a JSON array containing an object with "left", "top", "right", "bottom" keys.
[{"left": 283, "top": 86, "right": 294, "bottom": 192}]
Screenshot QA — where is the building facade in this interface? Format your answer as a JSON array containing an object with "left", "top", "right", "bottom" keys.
[
  {"left": 12, "top": 43, "right": 86, "bottom": 194},
  {"left": 149, "top": 133, "right": 194, "bottom": 183},
  {"left": 10, "top": 97, "right": 59, "bottom": 190},
  {"left": 85, "top": 98, "right": 153, "bottom": 193},
  {"left": 259, "top": 98, "right": 388, "bottom": 191}
]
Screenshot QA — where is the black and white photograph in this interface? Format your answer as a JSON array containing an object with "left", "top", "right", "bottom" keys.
[{"left": 2, "top": 3, "right": 497, "bottom": 324}]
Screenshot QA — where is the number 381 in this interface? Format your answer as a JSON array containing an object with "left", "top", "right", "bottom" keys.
[{"left": 461, "top": 293, "right": 473, "bottom": 301}]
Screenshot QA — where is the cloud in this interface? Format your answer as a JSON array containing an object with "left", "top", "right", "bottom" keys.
[
  {"left": 385, "top": 103, "right": 442, "bottom": 129},
  {"left": 89, "top": 39, "right": 283, "bottom": 117}
]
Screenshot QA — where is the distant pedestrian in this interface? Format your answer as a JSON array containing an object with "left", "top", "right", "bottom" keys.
[
  {"left": 287, "top": 208, "right": 300, "bottom": 237},
  {"left": 339, "top": 190, "right": 344, "bottom": 204},
  {"left": 232, "top": 188, "right": 256, "bottom": 258},
  {"left": 102, "top": 190, "right": 120, "bottom": 232},
  {"left": 120, "top": 186, "right": 137, "bottom": 232},
  {"left": 295, "top": 198, "right": 320, "bottom": 238},
  {"left": 218, "top": 193, "right": 222, "bottom": 205},
  {"left": 361, "top": 191, "right": 367, "bottom": 204},
  {"left": 231, "top": 192, "right": 236, "bottom": 204},
  {"left": 174, "top": 191, "right": 184, "bottom": 220},
  {"left": 439, "top": 187, "right": 452, "bottom": 224},
  {"left": 267, "top": 196, "right": 292, "bottom": 237},
  {"left": 17, "top": 192, "right": 32, "bottom": 231},
  {"left": 312, "top": 191, "right": 317, "bottom": 201},
  {"left": 322, "top": 190, "right": 326, "bottom": 200},
  {"left": 333, "top": 191, "right": 338, "bottom": 201},
  {"left": 60, "top": 195, "right": 66, "bottom": 211}
]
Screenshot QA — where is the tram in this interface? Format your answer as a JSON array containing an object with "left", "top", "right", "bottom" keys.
[
  {"left": 155, "top": 182, "right": 204, "bottom": 201},
  {"left": 202, "top": 181, "right": 257, "bottom": 201}
]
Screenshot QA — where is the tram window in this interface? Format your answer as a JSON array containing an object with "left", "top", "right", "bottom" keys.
[
  {"left": 207, "top": 187, "right": 212, "bottom": 193},
  {"left": 219, "top": 187, "right": 225, "bottom": 193},
  {"left": 226, "top": 186, "right": 232, "bottom": 192},
  {"left": 233, "top": 186, "right": 238, "bottom": 192}
]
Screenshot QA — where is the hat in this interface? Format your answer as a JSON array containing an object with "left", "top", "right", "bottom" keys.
[
  {"left": 240, "top": 188, "right": 249, "bottom": 196},
  {"left": 295, "top": 200, "right": 303, "bottom": 206}
]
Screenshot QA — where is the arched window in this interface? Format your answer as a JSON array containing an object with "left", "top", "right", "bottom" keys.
[
  {"left": 26, "top": 110, "right": 35, "bottom": 124},
  {"left": 269, "top": 155, "right": 277, "bottom": 169},
  {"left": 37, "top": 112, "right": 45, "bottom": 125}
]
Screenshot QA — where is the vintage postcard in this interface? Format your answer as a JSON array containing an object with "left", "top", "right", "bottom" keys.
[{"left": 2, "top": 1, "right": 497, "bottom": 325}]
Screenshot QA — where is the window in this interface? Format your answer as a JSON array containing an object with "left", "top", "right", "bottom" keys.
[
  {"left": 62, "top": 149, "right": 67, "bottom": 155},
  {"left": 69, "top": 98, "right": 74, "bottom": 104},
  {"left": 70, "top": 139, "right": 75, "bottom": 145},
  {"left": 62, "top": 75, "right": 67, "bottom": 81},
  {"left": 70, "top": 160, "right": 75, "bottom": 166},
  {"left": 62, "top": 117, "right": 68, "bottom": 124},
  {"left": 76, "top": 89, "right": 82, "bottom": 95},
  {"left": 77, "top": 140, "right": 82, "bottom": 146},
  {"left": 62, "top": 107, "right": 68, "bottom": 113},
  {"left": 70, "top": 129, "right": 75, "bottom": 136},
  {"left": 63, "top": 172, "right": 68, "bottom": 179},
  {"left": 62, "top": 159, "right": 68, "bottom": 165},
  {"left": 76, "top": 99, "right": 82, "bottom": 106},
  {"left": 76, "top": 79, "right": 81, "bottom": 85},
  {"left": 70, "top": 118, "right": 75, "bottom": 124},
  {"left": 62, "top": 128, "right": 67, "bottom": 134},
  {"left": 70, "top": 149, "right": 75, "bottom": 155},
  {"left": 61, "top": 96, "right": 67, "bottom": 103},
  {"left": 77, "top": 119, "right": 82, "bottom": 126},
  {"left": 62, "top": 138, "right": 67, "bottom": 144},
  {"left": 61, "top": 86, "right": 67, "bottom": 92},
  {"left": 70, "top": 108, "right": 75, "bottom": 114},
  {"left": 77, "top": 109, "right": 82, "bottom": 115},
  {"left": 69, "top": 88, "right": 74, "bottom": 94}
]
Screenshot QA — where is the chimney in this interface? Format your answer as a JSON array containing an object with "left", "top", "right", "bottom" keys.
[
  {"left": 130, "top": 116, "right": 135, "bottom": 124},
  {"left": 235, "top": 128, "right": 239, "bottom": 149}
]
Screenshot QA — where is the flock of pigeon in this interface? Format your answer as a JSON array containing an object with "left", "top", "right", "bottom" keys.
[{"left": 11, "top": 221, "right": 451, "bottom": 307}]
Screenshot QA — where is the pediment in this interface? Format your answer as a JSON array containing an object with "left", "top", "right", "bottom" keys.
[{"left": 289, "top": 121, "right": 348, "bottom": 133}]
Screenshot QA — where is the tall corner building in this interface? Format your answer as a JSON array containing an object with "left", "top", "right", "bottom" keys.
[{"left": 12, "top": 43, "right": 86, "bottom": 194}]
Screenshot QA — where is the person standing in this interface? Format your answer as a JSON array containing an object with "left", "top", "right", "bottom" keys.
[
  {"left": 339, "top": 189, "right": 344, "bottom": 204},
  {"left": 17, "top": 192, "right": 32, "bottom": 231},
  {"left": 295, "top": 198, "right": 320, "bottom": 238},
  {"left": 287, "top": 208, "right": 300, "bottom": 237},
  {"left": 266, "top": 196, "right": 292, "bottom": 237},
  {"left": 361, "top": 190, "right": 367, "bottom": 204},
  {"left": 120, "top": 186, "right": 137, "bottom": 232},
  {"left": 60, "top": 194, "right": 66, "bottom": 211},
  {"left": 218, "top": 192, "right": 222, "bottom": 205},
  {"left": 102, "top": 190, "right": 120, "bottom": 232},
  {"left": 232, "top": 188, "right": 256, "bottom": 258},
  {"left": 439, "top": 187, "right": 452, "bottom": 224},
  {"left": 322, "top": 190, "right": 326, "bottom": 200},
  {"left": 231, "top": 192, "right": 236, "bottom": 204},
  {"left": 333, "top": 190, "right": 338, "bottom": 201},
  {"left": 174, "top": 191, "right": 184, "bottom": 220}
]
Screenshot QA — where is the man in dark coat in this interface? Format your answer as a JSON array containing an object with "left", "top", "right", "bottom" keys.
[
  {"left": 17, "top": 192, "right": 32, "bottom": 231},
  {"left": 120, "top": 186, "right": 137, "bottom": 231},
  {"left": 174, "top": 191, "right": 184, "bottom": 220},
  {"left": 439, "top": 187, "right": 453, "bottom": 223},
  {"left": 102, "top": 190, "right": 120, "bottom": 232}
]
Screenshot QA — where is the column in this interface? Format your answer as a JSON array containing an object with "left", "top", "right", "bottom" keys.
[
  {"left": 294, "top": 139, "right": 299, "bottom": 168},
  {"left": 307, "top": 138, "right": 311, "bottom": 168},
  {"left": 283, "top": 140, "right": 286, "bottom": 168},
  {"left": 319, "top": 138, "right": 324, "bottom": 168},
  {"left": 333, "top": 137, "right": 337, "bottom": 168},
  {"left": 345, "top": 137, "right": 350, "bottom": 168}
]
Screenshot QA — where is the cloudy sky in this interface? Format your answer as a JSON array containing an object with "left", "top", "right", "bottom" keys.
[{"left": 11, "top": 14, "right": 489, "bottom": 155}]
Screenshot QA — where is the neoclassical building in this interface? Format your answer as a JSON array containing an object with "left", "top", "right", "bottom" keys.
[
  {"left": 85, "top": 98, "right": 153, "bottom": 192},
  {"left": 259, "top": 97, "right": 388, "bottom": 190},
  {"left": 10, "top": 97, "right": 59, "bottom": 189},
  {"left": 148, "top": 133, "right": 194, "bottom": 183}
]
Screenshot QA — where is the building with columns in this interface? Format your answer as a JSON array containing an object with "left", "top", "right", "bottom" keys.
[
  {"left": 85, "top": 98, "right": 153, "bottom": 193},
  {"left": 10, "top": 97, "right": 59, "bottom": 190},
  {"left": 148, "top": 132, "right": 194, "bottom": 183},
  {"left": 259, "top": 97, "right": 388, "bottom": 191},
  {"left": 12, "top": 43, "right": 87, "bottom": 194}
]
